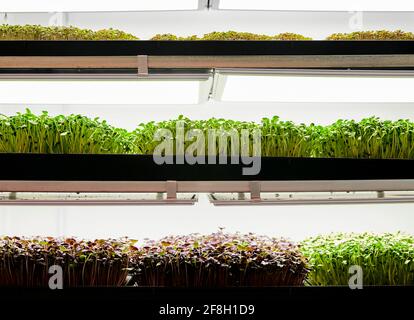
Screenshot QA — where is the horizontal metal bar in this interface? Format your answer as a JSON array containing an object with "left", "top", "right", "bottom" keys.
[
  {"left": 3, "top": 68, "right": 409, "bottom": 81},
  {"left": 0, "top": 192, "right": 197, "bottom": 206},
  {"left": 0, "top": 199, "right": 196, "bottom": 206},
  {"left": 0, "top": 56, "right": 136, "bottom": 69},
  {"left": 209, "top": 191, "right": 414, "bottom": 205},
  {"left": 0, "top": 55, "right": 413, "bottom": 69},
  {"left": 0, "top": 181, "right": 167, "bottom": 192},
  {"left": 216, "top": 68, "right": 414, "bottom": 77},
  {"left": 180, "top": 180, "right": 414, "bottom": 192},
  {"left": 0, "top": 73, "right": 211, "bottom": 80},
  {"left": 147, "top": 55, "right": 414, "bottom": 68},
  {"left": 2, "top": 180, "right": 414, "bottom": 193},
  {"left": 209, "top": 195, "right": 414, "bottom": 206}
]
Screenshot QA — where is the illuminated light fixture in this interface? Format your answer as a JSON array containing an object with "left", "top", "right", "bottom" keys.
[
  {"left": 0, "top": 76, "right": 212, "bottom": 105},
  {"left": 0, "top": 0, "right": 202, "bottom": 12},
  {"left": 216, "top": 0, "right": 414, "bottom": 11},
  {"left": 214, "top": 69, "right": 414, "bottom": 103},
  {"left": 0, "top": 192, "right": 197, "bottom": 206}
]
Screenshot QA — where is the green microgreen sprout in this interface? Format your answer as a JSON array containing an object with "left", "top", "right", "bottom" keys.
[{"left": 300, "top": 232, "right": 414, "bottom": 286}]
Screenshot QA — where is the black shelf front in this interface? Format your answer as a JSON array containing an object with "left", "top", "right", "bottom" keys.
[
  {"left": 0, "top": 40, "right": 413, "bottom": 56},
  {"left": 1, "top": 286, "right": 411, "bottom": 317},
  {"left": 0, "top": 153, "right": 413, "bottom": 181}
]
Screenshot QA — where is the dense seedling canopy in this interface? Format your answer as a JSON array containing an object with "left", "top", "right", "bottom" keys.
[
  {"left": 301, "top": 233, "right": 414, "bottom": 286},
  {"left": 1, "top": 110, "right": 414, "bottom": 159},
  {"left": 131, "top": 231, "right": 309, "bottom": 287},
  {"left": 151, "top": 31, "right": 312, "bottom": 40},
  {"left": 0, "top": 24, "right": 138, "bottom": 40},
  {"left": 134, "top": 115, "right": 414, "bottom": 159},
  {"left": 326, "top": 30, "right": 414, "bottom": 40},
  {"left": 1, "top": 25, "right": 414, "bottom": 41},
  {"left": 0, "top": 237, "right": 132, "bottom": 287},
  {"left": 0, "top": 109, "right": 135, "bottom": 154},
  {"left": 1, "top": 233, "right": 414, "bottom": 287}
]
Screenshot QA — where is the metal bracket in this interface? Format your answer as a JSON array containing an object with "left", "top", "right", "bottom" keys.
[
  {"left": 166, "top": 180, "right": 177, "bottom": 200},
  {"left": 137, "top": 55, "right": 148, "bottom": 76},
  {"left": 210, "top": 70, "right": 227, "bottom": 101},
  {"left": 250, "top": 181, "right": 261, "bottom": 201}
]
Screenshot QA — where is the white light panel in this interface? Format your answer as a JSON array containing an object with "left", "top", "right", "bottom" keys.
[
  {"left": 218, "top": 74, "right": 414, "bottom": 103},
  {"left": 0, "top": 80, "right": 205, "bottom": 105},
  {"left": 218, "top": 0, "right": 414, "bottom": 12},
  {"left": 0, "top": 0, "right": 199, "bottom": 12}
]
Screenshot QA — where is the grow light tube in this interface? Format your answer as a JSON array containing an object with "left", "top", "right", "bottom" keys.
[
  {"left": 0, "top": 74, "right": 212, "bottom": 105},
  {"left": 0, "top": 0, "right": 205, "bottom": 13},
  {"left": 214, "top": 69, "right": 414, "bottom": 103},
  {"left": 0, "top": 192, "right": 198, "bottom": 206},
  {"left": 215, "top": 0, "right": 414, "bottom": 12}
]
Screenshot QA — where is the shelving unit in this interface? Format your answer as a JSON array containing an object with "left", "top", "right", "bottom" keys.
[
  {"left": 0, "top": 41, "right": 414, "bottom": 205},
  {"left": 1, "top": 5, "right": 414, "bottom": 312}
]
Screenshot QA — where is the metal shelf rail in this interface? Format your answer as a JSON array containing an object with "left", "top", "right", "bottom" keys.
[{"left": 1, "top": 180, "right": 414, "bottom": 206}]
